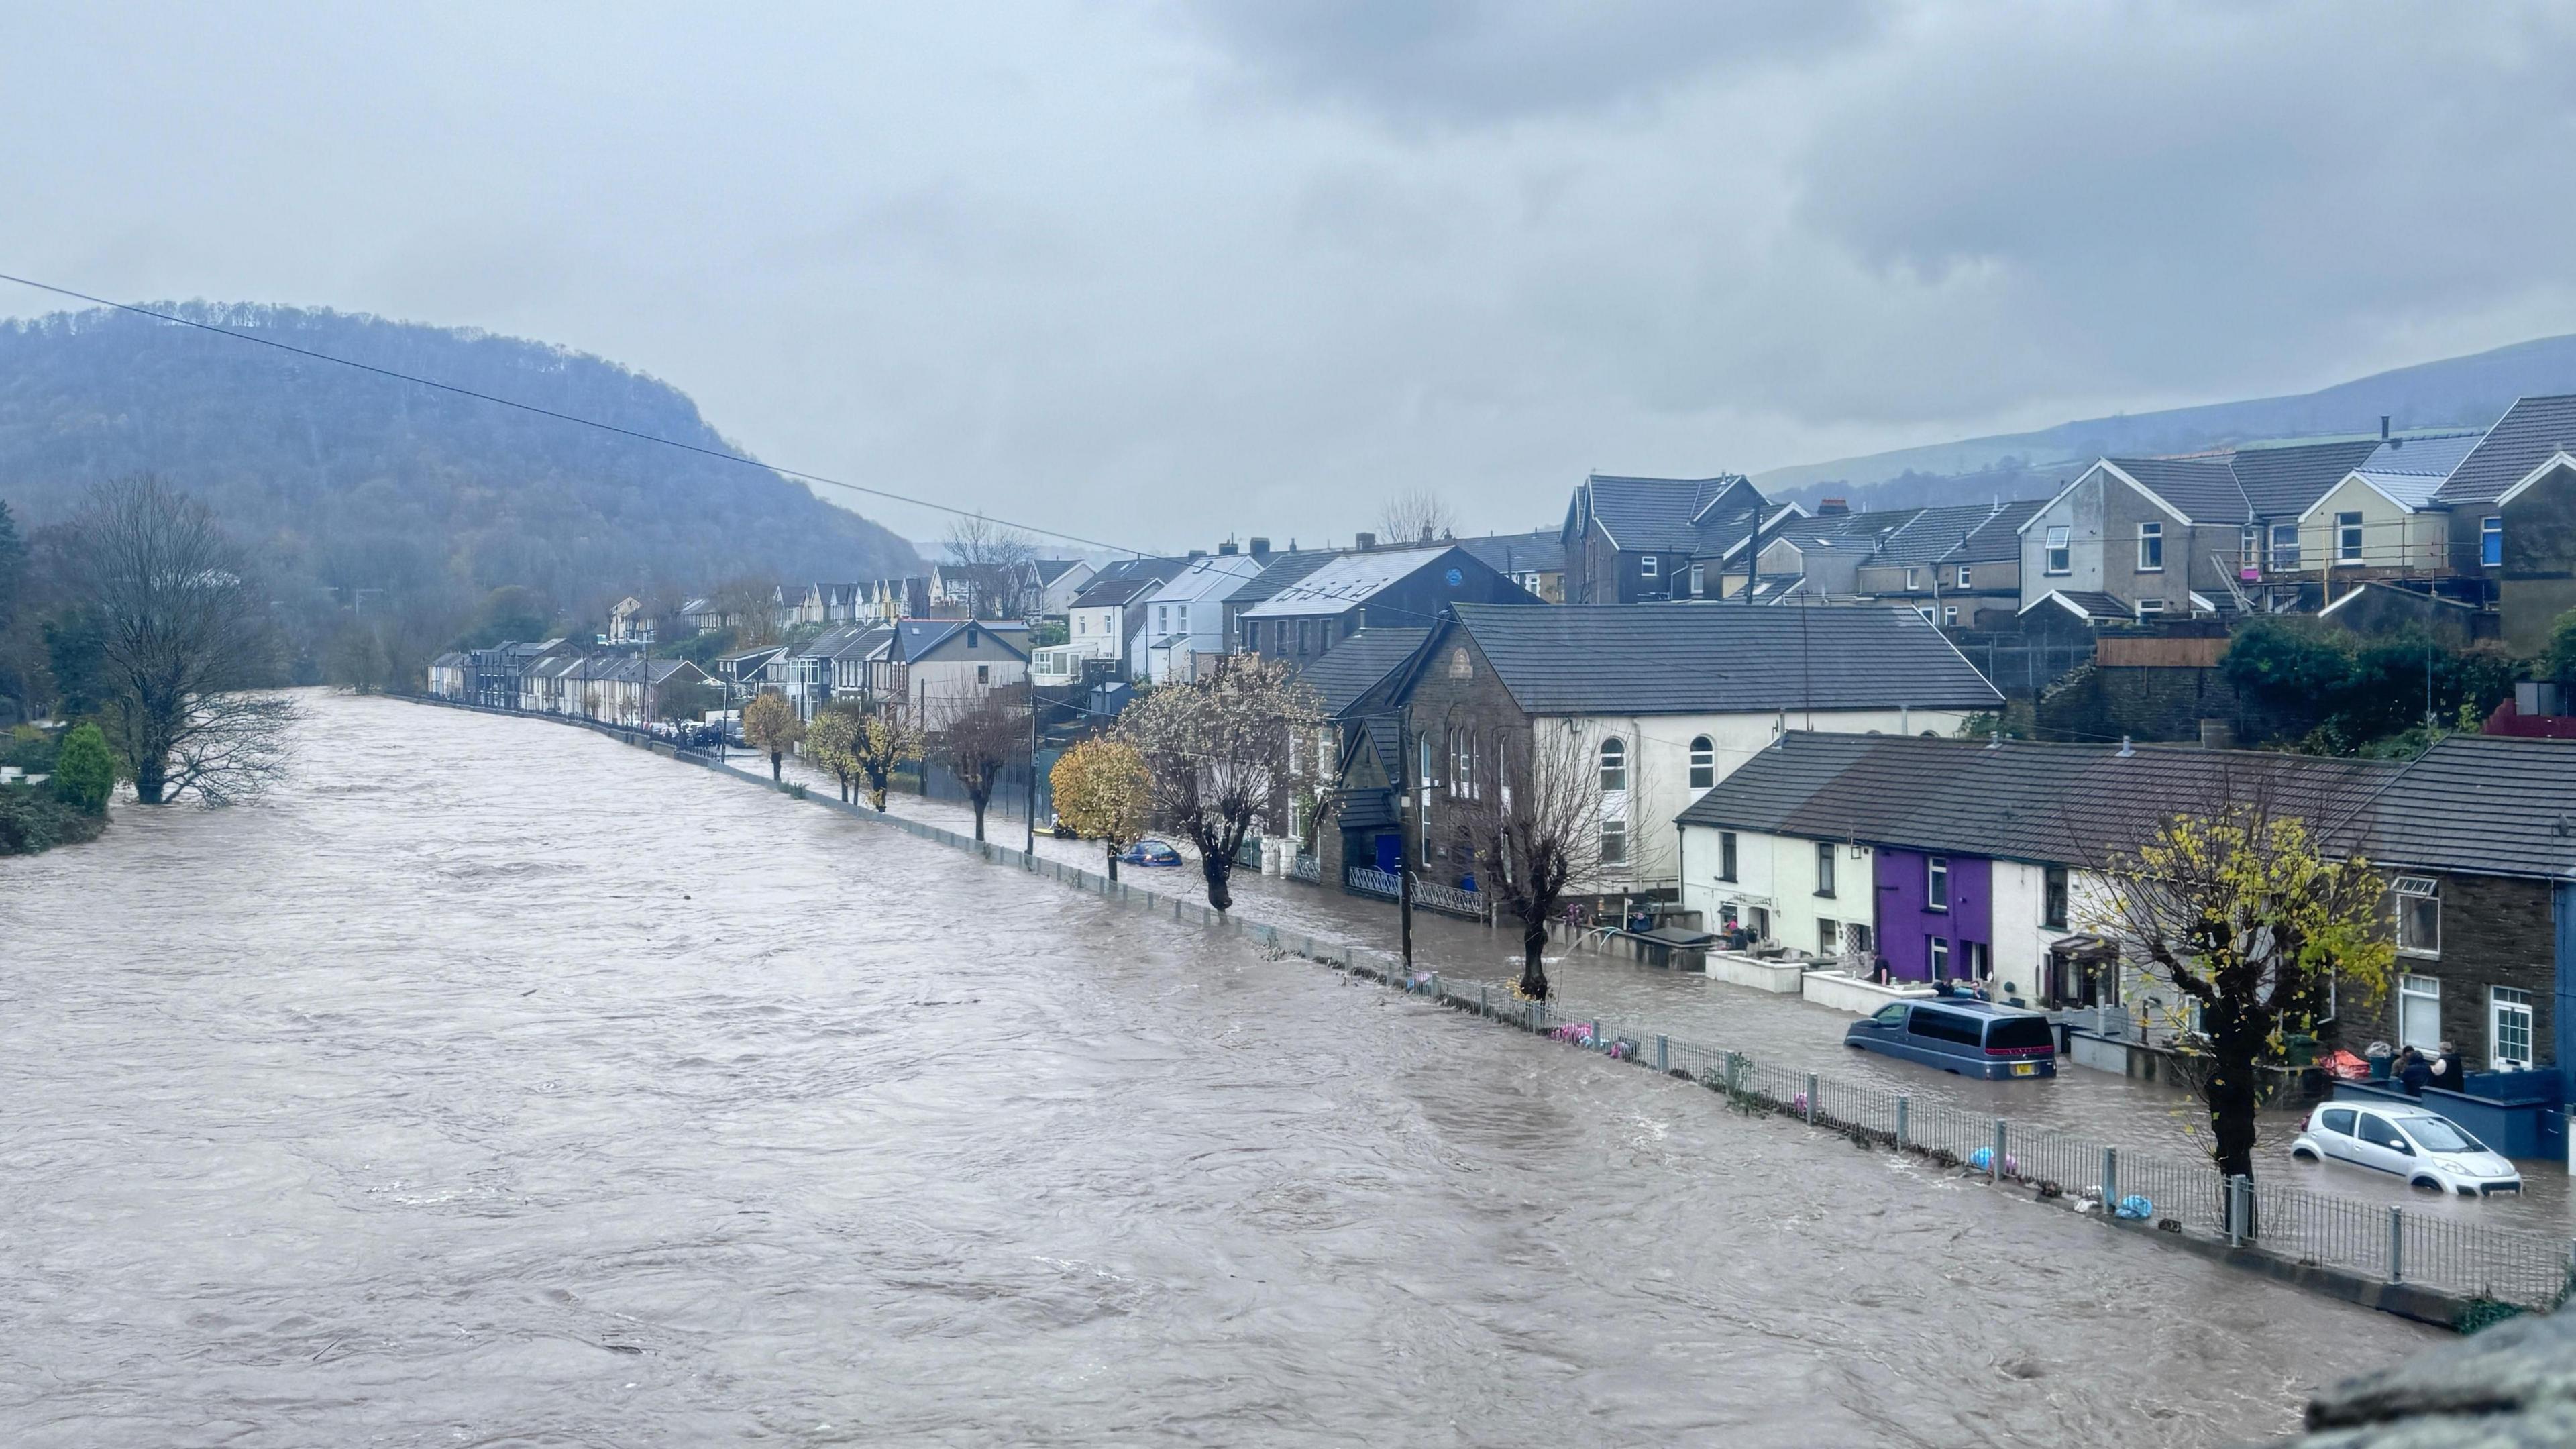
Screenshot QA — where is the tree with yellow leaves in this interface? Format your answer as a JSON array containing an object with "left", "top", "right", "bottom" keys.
[
  {"left": 2092, "top": 800, "right": 2396, "bottom": 1186},
  {"left": 740, "top": 692, "right": 804, "bottom": 782},
  {"left": 849, "top": 707, "right": 925, "bottom": 812},
  {"left": 1050, "top": 735, "right": 1150, "bottom": 880},
  {"left": 804, "top": 706, "right": 862, "bottom": 802}
]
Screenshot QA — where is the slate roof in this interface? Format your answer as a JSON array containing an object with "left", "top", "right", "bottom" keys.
[
  {"left": 2355, "top": 735, "right": 2576, "bottom": 880},
  {"left": 794, "top": 624, "right": 892, "bottom": 662},
  {"left": 1674, "top": 731, "right": 2394, "bottom": 866},
  {"left": 1672, "top": 729, "right": 2576, "bottom": 882},
  {"left": 1871, "top": 504, "right": 2013, "bottom": 567},
  {"left": 1031, "top": 559, "right": 1085, "bottom": 584},
  {"left": 1067, "top": 572, "right": 1171, "bottom": 610},
  {"left": 1454, "top": 529, "right": 1564, "bottom": 576},
  {"left": 2434, "top": 394, "right": 2576, "bottom": 505},
  {"left": 2104, "top": 455, "right": 2248, "bottom": 522},
  {"left": 1447, "top": 602, "right": 2000, "bottom": 716},
  {"left": 892, "top": 619, "right": 1028, "bottom": 662},
  {"left": 1242, "top": 545, "right": 1460, "bottom": 619},
  {"left": 1946, "top": 499, "right": 2049, "bottom": 564},
  {"left": 2342, "top": 435, "right": 2483, "bottom": 511},
  {"left": 2229, "top": 439, "right": 2386, "bottom": 517},
  {"left": 1574, "top": 473, "right": 1761, "bottom": 552},
  {"left": 1284, "top": 629, "right": 1428, "bottom": 718},
  {"left": 1739, "top": 508, "right": 1919, "bottom": 562},
  {"left": 1224, "top": 549, "right": 1340, "bottom": 608}
]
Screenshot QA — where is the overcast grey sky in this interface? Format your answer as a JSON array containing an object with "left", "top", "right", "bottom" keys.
[{"left": 5, "top": 2, "right": 2574, "bottom": 552}]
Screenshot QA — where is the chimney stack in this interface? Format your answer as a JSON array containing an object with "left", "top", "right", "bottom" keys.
[
  {"left": 1248, "top": 537, "right": 1271, "bottom": 560},
  {"left": 1217, "top": 539, "right": 1238, "bottom": 556},
  {"left": 1354, "top": 531, "right": 1377, "bottom": 552},
  {"left": 2381, "top": 415, "right": 2392, "bottom": 441},
  {"left": 1818, "top": 498, "right": 1849, "bottom": 515}
]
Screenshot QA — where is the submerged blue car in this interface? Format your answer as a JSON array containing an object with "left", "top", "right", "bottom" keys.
[
  {"left": 1118, "top": 838, "right": 1184, "bottom": 867},
  {"left": 1845, "top": 998, "right": 2058, "bottom": 1080}
]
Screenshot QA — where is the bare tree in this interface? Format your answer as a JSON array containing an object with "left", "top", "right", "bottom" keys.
[
  {"left": 1376, "top": 488, "right": 1456, "bottom": 547},
  {"left": 64, "top": 477, "right": 294, "bottom": 805},
  {"left": 1454, "top": 720, "right": 1603, "bottom": 1001},
  {"left": 932, "top": 684, "right": 1028, "bottom": 841},
  {"left": 1119, "top": 655, "right": 1326, "bottom": 911},
  {"left": 712, "top": 573, "right": 783, "bottom": 646},
  {"left": 944, "top": 514, "right": 1040, "bottom": 619}
]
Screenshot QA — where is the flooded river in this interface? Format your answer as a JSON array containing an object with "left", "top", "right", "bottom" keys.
[{"left": 0, "top": 694, "right": 2429, "bottom": 1446}]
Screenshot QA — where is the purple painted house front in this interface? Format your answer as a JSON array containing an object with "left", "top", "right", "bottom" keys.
[{"left": 1875, "top": 848, "right": 1994, "bottom": 983}]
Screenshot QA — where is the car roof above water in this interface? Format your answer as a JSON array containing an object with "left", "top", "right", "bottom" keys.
[{"left": 1913, "top": 1000, "right": 2046, "bottom": 1020}]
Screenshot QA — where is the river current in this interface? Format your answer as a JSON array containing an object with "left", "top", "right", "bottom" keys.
[{"left": 0, "top": 693, "right": 2428, "bottom": 1446}]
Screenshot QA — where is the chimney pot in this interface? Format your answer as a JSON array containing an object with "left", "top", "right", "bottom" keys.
[
  {"left": 2381, "top": 415, "right": 2391, "bottom": 441},
  {"left": 1819, "top": 498, "right": 1849, "bottom": 515},
  {"left": 1354, "top": 531, "right": 1377, "bottom": 552}
]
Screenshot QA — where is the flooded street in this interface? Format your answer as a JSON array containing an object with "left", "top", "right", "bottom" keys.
[{"left": 0, "top": 693, "right": 2430, "bottom": 1446}]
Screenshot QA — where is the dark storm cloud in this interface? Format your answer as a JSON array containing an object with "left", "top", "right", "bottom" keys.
[{"left": 3, "top": 3, "right": 2573, "bottom": 550}]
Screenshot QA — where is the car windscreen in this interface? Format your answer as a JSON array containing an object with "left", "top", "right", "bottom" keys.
[
  {"left": 1982, "top": 1016, "right": 2053, "bottom": 1052},
  {"left": 2402, "top": 1118, "right": 2486, "bottom": 1153}
]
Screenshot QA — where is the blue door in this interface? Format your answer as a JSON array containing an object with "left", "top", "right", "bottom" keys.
[{"left": 1374, "top": 833, "right": 1403, "bottom": 874}]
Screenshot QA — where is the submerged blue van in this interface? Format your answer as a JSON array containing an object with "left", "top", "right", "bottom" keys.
[{"left": 1843, "top": 998, "right": 2058, "bottom": 1080}]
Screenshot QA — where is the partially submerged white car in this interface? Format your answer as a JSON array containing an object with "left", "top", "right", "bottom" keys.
[{"left": 2290, "top": 1103, "right": 2522, "bottom": 1197}]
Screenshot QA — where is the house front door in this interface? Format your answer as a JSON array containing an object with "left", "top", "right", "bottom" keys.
[{"left": 1373, "top": 833, "right": 1403, "bottom": 875}]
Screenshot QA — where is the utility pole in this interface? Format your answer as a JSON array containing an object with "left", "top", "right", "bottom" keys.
[{"left": 1396, "top": 714, "right": 1415, "bottom": 973}]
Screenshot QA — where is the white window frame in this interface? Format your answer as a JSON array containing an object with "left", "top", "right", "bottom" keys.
[
  {"left": 1956, "top": 565, "right": 1972, "bottom": 588},
  {"left": 2271, "top": 522, "right": 2301, "bottom": 571},
  {"left": 1818, "top": 917, "right": 1839, "bottom": 957},
  {"left": 2135, "top": 598, "right": 2165, "bottom": 619},
  {"left": 1599, "top": 817, "right": 1628, "bottom": 865},
  {"left": 2137, "top": 521, "right": 2164, "bottom": 572},
  {"left": 1904, "top": 567, "right": 1919, "bottom": 589},
  {"left": 2239, "top": 525, "right": 2259, "bottom": 570},
  {"left": 1927, "top": 855, "right": 1949, "bottom": 910},
  {"left": 2337, "top": 511, "right": 2364, "bottom": 564},
  {"left": 1688, "top": 561, "right": 1705, "bottom": 596},
  {"left": 2398, "top": 973, "right": 2441, "bottom": 1054},
  {"left": 1597, "top": 737, "right": 1627, "bottom": 792},
  {"left": 1929, "top": 935, "right": 1951, "bottom": 979},
  {"left": 1639, "top": 554, "right": 1658, "bottom": 578},
  {"left": 2045, "top": 526, "right": 2071, "bottom": 575},
  {"left": 1916, "top": 606, "right": 1935, "bottom": 623},
  {"left": 1719, "top": 830, "right": 1738, "bottom": 881},
  {"left": 1688, "top": 735, "right": 1714, "bottom": 790},
  {"left": 1942, "top": 605, "right": 1958, "bottom": 627},
  {"left": 2491, "top": 987, "right": 2535, "bottom": 1071},
  {"left": 2392, "top": 876, "right": 2439, "bottom": 957}
]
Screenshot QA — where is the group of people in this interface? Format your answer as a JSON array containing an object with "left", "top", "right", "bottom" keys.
[{"left": 2390, "top": 1041, "right": 2467, "bottom": 1095}]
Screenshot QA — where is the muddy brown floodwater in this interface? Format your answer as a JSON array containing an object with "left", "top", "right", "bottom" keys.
[{"left": 0, "top": 693, "right": 2430, "bottom": 1446}]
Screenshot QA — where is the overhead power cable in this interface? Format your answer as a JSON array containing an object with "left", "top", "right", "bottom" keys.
[{"left": 0, "top": 270, "right": 1145, "bottom": 557}]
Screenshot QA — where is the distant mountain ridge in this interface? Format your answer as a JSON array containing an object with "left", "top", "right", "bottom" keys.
[
  {"left": 1757, "top": 333, "right": 2576, "bottom": 513},
  {"left": 0, "top": 303, "right": 918, "bottom": 612}
]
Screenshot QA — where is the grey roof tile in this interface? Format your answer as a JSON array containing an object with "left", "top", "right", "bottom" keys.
[
  {"left": 1284, "top": 629, "right": 1428, "bottom": 717},
  {"left": 2434, "top": 394, "right": 2576, "bottom": 505},
  {"left": 2229, "top": 439, "right": 2385, "bottom": 517},
  {"left": 1452, "top": 603, "right": 2000, "bottom": 716},
  {"left": 1580, "top": 473, "right": 1759, "bottom": 552},
  {"left": 1453, "top": 529, "right": 1564, "bottom": 576}
]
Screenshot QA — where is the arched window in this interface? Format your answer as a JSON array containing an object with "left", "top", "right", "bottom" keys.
[
  {"left": 1598, "top": 737, "right": 1627, "bottom": 792},
  {"left": 1688, "top": 735, "right": 1715, "bottom": 789}
]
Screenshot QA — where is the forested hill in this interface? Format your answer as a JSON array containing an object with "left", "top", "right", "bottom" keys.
[{"left": 0, "top": 303, "right": 918, "bottom": 611}]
